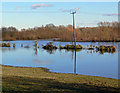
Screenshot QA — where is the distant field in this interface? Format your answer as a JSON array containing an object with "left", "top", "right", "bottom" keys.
[{"left": 2, "top": 66, "right": 119, "bottom": 93}]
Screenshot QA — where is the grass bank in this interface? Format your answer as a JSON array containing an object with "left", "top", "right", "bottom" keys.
[{"left": 2, "top": 66, "right": 119, "bottom": 93}]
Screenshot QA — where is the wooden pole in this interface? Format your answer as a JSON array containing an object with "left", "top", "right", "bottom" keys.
[
  {"left": 71, "top": 11, "right": 77, "bottom": 75},
  {"left": 72, "top": 12, "right": 76, "bottom": 49}
]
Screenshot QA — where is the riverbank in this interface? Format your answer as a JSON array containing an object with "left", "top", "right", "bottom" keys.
[{"left": 2, "top": 65, "right": 119, "bottom": 93}]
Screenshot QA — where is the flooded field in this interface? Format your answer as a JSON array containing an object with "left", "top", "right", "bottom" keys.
[{"left": 1, "top": 40, "right": 119, "bottom": 79}]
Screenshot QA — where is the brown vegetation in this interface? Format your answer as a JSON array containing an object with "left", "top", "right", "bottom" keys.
[
  {"left": 0, "top": 43, "right": 10, "bottom": 47},
  {"left": 1, "top": 22, "right": 120, "bottom": 42},
  {"left": 59, "top": 44, "right": 83, "bottom": 49},
  {"left": 96, "top": 45, "right": 116, "bottom": 54},
  {"left": 42, "top": 42, "right": 57, "bottom": 50}
]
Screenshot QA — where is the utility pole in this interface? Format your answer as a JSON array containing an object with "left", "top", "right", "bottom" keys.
[
  {"left": 71, "top": 10, "right": 77, "bottom": 75},
  {"left": 71, "top": 11, "right": 76, "bottom": 49}
]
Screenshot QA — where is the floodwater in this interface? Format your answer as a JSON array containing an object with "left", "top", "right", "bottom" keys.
[{"left": 1, "top": 40, "right": 119, "bottom": 79}]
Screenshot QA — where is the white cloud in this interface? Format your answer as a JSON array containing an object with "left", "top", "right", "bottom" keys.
[
  {"left": 15, "top": 3, "right": 53, "bottom": 10},
  {"left": 31, "top": 3, "right": 53, "bottom": 9}
]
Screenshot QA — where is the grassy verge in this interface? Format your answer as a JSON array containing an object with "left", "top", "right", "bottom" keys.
[{"left": 2, "top": 65, "right": 119, "bottom": 93}]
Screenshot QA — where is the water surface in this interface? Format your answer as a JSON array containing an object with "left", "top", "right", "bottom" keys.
[{"left": 1, "top": 40, "right": 119, "bottom": 79}]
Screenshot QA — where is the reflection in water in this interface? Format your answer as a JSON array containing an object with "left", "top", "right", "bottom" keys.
[
  {"left": 1, "top": 41, "right": 118, "bottom": 79},
  {"left": 74, "top": 49, "right": 77, "bottom": 75},
  {"left": 32, "top": 46, "right": 116, "bottom": 75},
  {"left": 34, "top": 59, "right": 53, "bottom": 65},
  {"left": 85, "top": 49, "right": 116, "bottom": 54},
  {"left": 118, "top": 43, "right": 120, "bottom": 79},
  {"left": 45, "top": 49, "right": 57, "bottom": 54},
  {"left": 34, "top": 48, "right": 38, "bottom": 55},
  {"left": 65, "top": 49, "right": 82, "bottom": 52},
  {"left": 34, "top": 47, "right": 56, "bottom": 55},
  {"left": 21, "top": 44, "right": 23, "bottom": 47},
  {"left": 34, "top": 40, "right": 38, "bottom": 55},
  {"left": 2, "top": 47, "right": 16, "bottom": 52},
  {"left": 96, "top": 49, "right": 116, "bottom": 54},
  {"left": 33, "top": 46, "right": 116, "bottom": 56}
]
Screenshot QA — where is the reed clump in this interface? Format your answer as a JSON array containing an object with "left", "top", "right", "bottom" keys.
[
  {"left": 97, "top": 45, "right": 116, "bottom": 53},
  {"left": 0, "top": 43, "right": 11, "bottom": 47},
  {"left": 59, "top": 44, "right": 83, "bottom": 49},
  {"left": 13, "top": 43, "right": 15, "bottom": 48},
  {"left": 42, "top": 42, "right": 57, "bottom": 50}
]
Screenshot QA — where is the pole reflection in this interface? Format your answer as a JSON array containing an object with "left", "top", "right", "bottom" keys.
[{"left": 74, "top": 49, "right": 77, "bottom": 75}]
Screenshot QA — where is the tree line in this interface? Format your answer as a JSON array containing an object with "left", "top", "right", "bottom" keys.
[{"left": 1, "top": 22, "right": 120, "bottom": 42}]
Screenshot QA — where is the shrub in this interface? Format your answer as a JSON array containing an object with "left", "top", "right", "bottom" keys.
[
  {"left": 13, "top": 43, "right": 15, "bottom": 47},
  {"left": 59, "top": 44, "right": 83, "bottom": 49},
  {"left": 97, "top": 45, "right": 116, "bottom": 53},
  {"left": 42, "top": 42, "right": 57, "bottom": 50},
  {"left": 0, "top": 43, "right": 11, "bottom": 47}
]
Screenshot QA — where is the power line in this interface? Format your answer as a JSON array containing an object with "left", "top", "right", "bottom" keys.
[
  {"left": 0, "top": 10, "right": 111, "bottom": 16},
  {"left": 0, "top": 11, "right": 62, "bottom": 13}
]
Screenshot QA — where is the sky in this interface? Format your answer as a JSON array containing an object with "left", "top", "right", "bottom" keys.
[
  {"left": 1, "top": 0, "right": 120, "bottom": 2},
  {"left": 1, "top": 2, "right": 118, "bottom": 29}
]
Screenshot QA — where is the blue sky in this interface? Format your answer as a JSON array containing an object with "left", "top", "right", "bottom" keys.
[{"left": 2, "top": 2, "right": 118, "bottom": 29}]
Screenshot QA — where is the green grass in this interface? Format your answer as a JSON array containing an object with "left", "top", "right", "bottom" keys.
[{"left": 2, "top": 65, "right": 119, "bottom": 93}]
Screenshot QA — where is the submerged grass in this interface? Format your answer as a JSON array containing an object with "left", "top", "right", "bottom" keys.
[
  {"left": 2, "top": 65, "right": 119, "bottom": 93},
  {"left": 97, "top": 45, "right": 116, "bottom": 54},
  {"left": 0, "top": 43, "right": 10, "bottom": 47},
  {"left": 59, "top": 44, "right": 83, "bottom": 49},
  {"left": 42, "top": 42, "right": 57, "bottom": 50}
]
